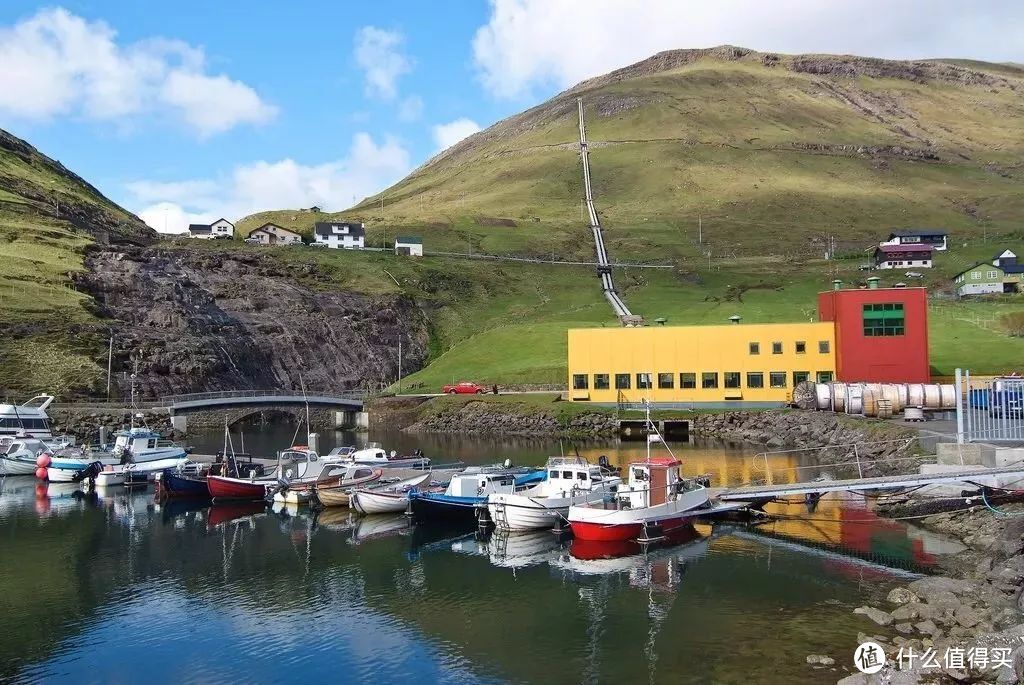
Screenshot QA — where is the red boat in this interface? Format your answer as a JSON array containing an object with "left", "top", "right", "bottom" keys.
[{"left": 207, "top": 475, "right": 271, "bottom": 501}]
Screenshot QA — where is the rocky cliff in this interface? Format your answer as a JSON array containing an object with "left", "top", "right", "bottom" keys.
[{"left": 75, "top": 246, "right": 430, "bottom": 397}]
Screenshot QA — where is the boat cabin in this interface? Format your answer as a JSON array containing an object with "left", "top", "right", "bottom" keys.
[
  {"left": 113, "top": 428, "right": 176, "bottom": 455},
  {"left": 0, "top": 394, "right": 54, "bottom": 439},
  {"left": 619, "top": 458, "right": 682, "bottom": 509},
  {"left": 544, "top": 457, "right": 612, "bottom": 494},
  {"left": 447, "top": 472, "right": 517, "bottom": 498}
]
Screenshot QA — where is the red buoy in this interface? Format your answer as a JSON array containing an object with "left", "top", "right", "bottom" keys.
[
  {"left": 36, "top": 453, "right": 52, "bottom": 468},
  {"left": 35, "top": 467, "right": 48, "bottom": 480}
]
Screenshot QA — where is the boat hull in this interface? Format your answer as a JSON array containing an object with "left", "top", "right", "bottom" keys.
[
  {"left": 158, "top": 471, "right": 210, "bottom": 499},
  {"left": 568, "top": 488, "right": 711, "bottom": 542},
  {"left": 315, "top": 487, "right": 352, "bottom": 508},
  {"left": 351, "top": 489, "right": 408, "bottom": 514},
  {"left": 409, "top": 493, "right": 484, "bottom": 525},
  {"left": 0, "top": 456, "right": 39, "bottom": 476},
  {"left": 207, "top": 475, "right": 270, "bottom": 501},
  {"left": 487, "top": 490, "right": 611, "bottom": 531}
]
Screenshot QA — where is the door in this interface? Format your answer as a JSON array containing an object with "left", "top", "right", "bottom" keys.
[{"left": 649, "top": 467, "right": 668, "bottom": 506}]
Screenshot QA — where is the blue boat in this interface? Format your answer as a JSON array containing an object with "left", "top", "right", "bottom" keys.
[
  {"left": 157, "top": 469, "right": 210, "bottom": 499},
  {"left": 410, "top": 468, "right": 546, "bottom": 525}
]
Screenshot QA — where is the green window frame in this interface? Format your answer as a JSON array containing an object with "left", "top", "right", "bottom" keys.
[
  {"left": 614, "top": 374, "right": 631, "bottom": 390},
  {"left": 793, "top": 371, "right": 810, "bottom": 386},
  {"left": 817, "top": 371, "right": 834, "bottom": 383},
  {"left": 572, "top": 374, "right": 588, "bottom": 390},
  {"left": 680, "top": 373, "right": 696, "bottom": 389},
  {"left": 636, "top": 373, "right": 652, "bottom": 389},
  {"left": 769, "top": 372, "right": 787, "bottom": 388},
  {"left": 657, "top": 373, "right": 674, "bottom": 389},
  {"left": 863, "top": 303, "right": 905, "bottom": 336},
  {"left": 701, "top": 372, "right": 718, "bottom": 389},
  {"left": 724, "top": 372, "right": 741, "bottom": 389}
]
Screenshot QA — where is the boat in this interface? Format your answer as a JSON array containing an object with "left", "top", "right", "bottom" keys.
[
  {"left": 338, "top": 444, "right": 431, "bottom": 469},
  {"left": 311, "top": 464, "right": 395, "bottom": 507},
  {"left": 348, "top": 472, "right": 435, "bottom": 514},
  {"left": 486, "top": 456, "right": 622, "bottom": 531},
  {"left": 47, "top": 454, "right": 189, "bottom": 483},
  {"left": 0, "top": 436, "right": 51, "bottom": 476},
  {"left": 567, "top": 404, "right": 712, "bottom": 543},
  {"left": 43, "top": 427, "right": 189, "bottom": 482},
  {"left": 0, "top": 394, "right": 55, "bottom": 439},
  {"left": 270, "top": 447, "right": 381, "bottom": 504},
  {"left": 156, "top": 469, "right": 211, "bottom": 499},
  {"left": 207, "top": 474, "right": 273, "bottom": 501},
  {"left": 409, "top": 467, "right": 547, "bottom": 525}
]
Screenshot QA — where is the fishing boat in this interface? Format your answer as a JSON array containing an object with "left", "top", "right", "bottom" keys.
[
  {"left": 43, "top": 426, "right": 189, "bottom": 482},
  {"left": 567, "top": 404, "right": 711, "bottom": 543},
  {"left": 409, "top": 467, "right": 547, "bottom": 525},
  {"left": 486, "top": 456, "right": 622, "bottom": 531},
  {"left": 208, "top": 474, "right": 273, "bottom": 501},
  {"left": 348, "top": 471, "right": 435, "bottom": 514},
  {"left": 0, "top": 436, "right": 51, "bottom": 476}
]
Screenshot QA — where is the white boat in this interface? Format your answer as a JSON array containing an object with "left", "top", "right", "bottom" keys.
[
  {"left": 270, "top": 448, "right": 380, "bottom": 504},
  {"left": 44, "top": 427, "right": 188, "bottom": 482},
  {"left": 338, "top": 444, "right": 431, "bottom": 469},
  {"left": 0, "top": 436, "right": 50, "bottom": 476},
  {"left": 349, "top": 472, "right": 435, "bottom": 514},
  {"left": 0, "top": 394, "right": 55, "bottom": 439},
  {"left": 487, "top": 457, "right": 622, "bottom": 531},
  {"left": 48, "top": 455, "right": 190, "bottom": 483},
  {"left": 568, "top": 404, "right": 711, "bottom": 543}
]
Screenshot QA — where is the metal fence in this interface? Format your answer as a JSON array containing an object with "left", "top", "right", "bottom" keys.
[{"left": 955, "top": 369, "right": 1024, "bottom": 443}]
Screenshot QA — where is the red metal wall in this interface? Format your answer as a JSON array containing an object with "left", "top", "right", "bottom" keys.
[{"left": 817, "top": 287, "right": 930, "bottom": 383}]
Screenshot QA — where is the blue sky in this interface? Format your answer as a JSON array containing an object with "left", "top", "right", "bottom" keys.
[{"left": 0, "top": 1, "right": 1021, "bottom": 232}]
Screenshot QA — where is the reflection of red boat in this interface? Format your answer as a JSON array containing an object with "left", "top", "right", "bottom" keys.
[
  {"left": 571, "top": 523, "right": 701, "bottom": 560},
  {"left": 207, "top": 475, "right": 270, "bottom": 501},
  {"left": 208, "top": 501, "right": 265, "bottom": 526}
]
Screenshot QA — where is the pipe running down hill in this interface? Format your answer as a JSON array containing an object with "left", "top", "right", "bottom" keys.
[{"left": 577, "top": 98, "right": 636, "bottom": 324}]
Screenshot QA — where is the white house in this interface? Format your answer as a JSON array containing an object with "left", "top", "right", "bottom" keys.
[
  {"left": 248, "top": 223, "right": 303, "bottom": 245},
  {"left": 873, "top": 244, "right": 933, "bottom": 269},
  {"left": 313, "top": 221, "right": 365, "bottom": 249},
  {"left": 879, "top": 229, "right": 948, "bottom": 251},
  {"left": 394, "top": 235, "right": 423, "bottom": 257},
  {"left": 188, "top": 218, "right": 235, "bottom": 239}
]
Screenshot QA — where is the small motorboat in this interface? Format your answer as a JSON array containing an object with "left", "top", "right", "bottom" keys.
[
  {"left": 156, "top": 468, "right": 211, "bottom": 499},
  {"left": 339, "top": 445, "right": 431, "bottom": 470},
  {"left": 409, "top": 468, "right": 546, "bottom": 525},
  {"left": 0, "top": 436, "right": 50, "bottom": 476},
  {"left": 487, "top": 456, "right": 622, "bottom": 531},
  {"left": 348, "top": 472, "right": 435, "bottom": 514},
  {"left": 207, "top": 474, "right": 273, "bottom": 501},
  {"left": 309, "top": 467, "right": 387, "bottom": 507}
]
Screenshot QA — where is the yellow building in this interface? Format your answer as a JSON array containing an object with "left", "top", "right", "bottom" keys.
[{"left": 567, "top": 322, "right": 837, "bottom": 406}]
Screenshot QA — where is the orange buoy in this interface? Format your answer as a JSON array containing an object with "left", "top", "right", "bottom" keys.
[
  {"left": 35, "top": 467, "right": 49, "bottom": 480},
  {"left": 36, "top": 453, "right": 52, "bottom": 468}
]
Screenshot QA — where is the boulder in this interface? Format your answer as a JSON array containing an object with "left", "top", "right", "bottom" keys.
[
  {"left": 854, "top": 606, "right": 894, "bottom": 626},
  {"left": 805, "top": 654, "right": 834, "bottom": 666},
  {"left": 914, "top": 619, "right": 941, "bottom": 637},
  {"left": 954, "top": 605, "right": 982, "bottom": 629},
  {"left": 886, "top": 587, "right": 919, "bottom": 605}
]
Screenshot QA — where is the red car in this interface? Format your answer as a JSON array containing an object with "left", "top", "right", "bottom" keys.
[{"left": 443, "top": 381, "right": 489, "bottom": 395}]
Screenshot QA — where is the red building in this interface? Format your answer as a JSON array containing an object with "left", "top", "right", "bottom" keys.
[{"left": 817, "top": 283, "right": 930, "bottom": 383}]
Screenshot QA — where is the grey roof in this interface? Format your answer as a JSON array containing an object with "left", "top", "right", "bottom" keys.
[
  {"left": 187, "top": 224, "right": 211, "bottom": 234},
  {"left": 889, "top": 229, "right": 948, "bottom": 238},
  {"left": 314, "top": 221, "right": 365, "bottom": 238},
  {"left": 395, "top": 235, "right": 422, "bottom": 244}
]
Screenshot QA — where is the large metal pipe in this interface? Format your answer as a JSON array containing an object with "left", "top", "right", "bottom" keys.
[{"left": 798, "top": 381, "right": 956, "bottom": 416}]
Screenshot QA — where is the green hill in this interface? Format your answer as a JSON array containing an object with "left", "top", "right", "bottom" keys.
[
  {"left": 0, "top": 128, "right": 154, "bottom": 396},
  {"left": 239, "top": 47, "right": 1024, "bottom": 387}
]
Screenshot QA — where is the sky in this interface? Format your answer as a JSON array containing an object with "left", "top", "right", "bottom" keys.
[{"left": 0, "top": 0, "right": 1022, "bottom": 233}]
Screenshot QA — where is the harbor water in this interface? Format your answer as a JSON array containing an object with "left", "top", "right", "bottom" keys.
[{"left": 0, "top": 423, "right": 965, "bottom": 684}]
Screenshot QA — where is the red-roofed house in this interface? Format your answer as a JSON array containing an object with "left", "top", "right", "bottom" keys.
[{"left": 873, "top": 244, "right": 933, "bottom": 270}]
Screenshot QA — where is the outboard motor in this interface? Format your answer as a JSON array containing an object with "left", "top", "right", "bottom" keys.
[{"left": 72, "top": 461, "right": 104, "bottom": 484}]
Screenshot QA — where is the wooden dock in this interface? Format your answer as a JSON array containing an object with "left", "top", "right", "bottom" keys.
[{"left": 717, "top": 464, "right": 1024, "bottom": 502}]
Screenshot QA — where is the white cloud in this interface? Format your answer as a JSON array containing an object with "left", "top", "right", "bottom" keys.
[
  {"left": 397, "top": 95, "right": 424, "bottom": 122},
  {"left": 432, "top": 118, "right": 482, "bottom": 152},
  {"left": 472, "top": 0, "right": 1024, "bottom": 98},
  {"left": 0, "top": 7, "right": 276, "bottom": 135},
  {"left": 130, "top": 133, "right": 412, "bottom": 233},
  {"left": 354, "top": 26, "right": 412, "bottom": 100}
]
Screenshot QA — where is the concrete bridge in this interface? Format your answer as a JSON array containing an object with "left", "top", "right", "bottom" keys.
[{"left": 162, "top": 390, "right": 366, "bottom": 433}]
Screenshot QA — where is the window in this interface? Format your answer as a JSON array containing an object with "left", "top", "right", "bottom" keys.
[
  {"left": 636, "top": 373, "right": 652, "bottom": 389},
  {"left": 817, "top": 371, "right": 834, "bottom": 383},
  {"left": 863, "top": 303, "right": 905, "bottom": 336},
  {"left": 562, "top": 471, "right": 573, "bottom": 479},
  {"left": 573, "top": 374, "right": 588, "bottom": 390},
  {"left": 594, "top": 374, "right": 610, "bottom": 390},
  {"left": 771, "top": 341, "right": 783, "bottom": 354},
  {"left": 724, "top": 372, "right": 741, "bottom": 389},
  {"left": 658, "top": 373, "right": 674, "bottom": 389},
  {"left": 971, "top": 272, "right": 980, "bottom": 280},
  {"left": 701, "top": 372, "right": 718, "bottom": 389},
  {"left": 680, "top": 373, "right": 696, "bottom": 389},
  {"left": 549, "top": 470, "right": 559, "bottom": 479},
  {"left": 793, "top": 371, "right": 810, "bottom": 386},
  {"left": 818, "top": 340, "right": 830, "bottom": 354},
  {"left": 745, "top": 372, "right": 764, "bottom": 388},
  {"left": 795, "top": 341, "right": 806, "bottom": 354},
  {"left": 614, "top": 374, "right": 631, "bottom": 390},
  {"left": 988, "top": 271, "right": 999, "bottom": 279},
  {"left": 770, "top": 372, "right": 787, "bottom": 388},
  {"left": 749, "top": 342, "right": 760, "bottom": 355}
]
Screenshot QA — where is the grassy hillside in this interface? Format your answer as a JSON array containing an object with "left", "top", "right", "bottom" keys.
[
  {"left": 238, "top": 47, "right": 1024, "bottom": 387},
  {"left": 0, "top": 129, "right": 154, "bottom": 397}
]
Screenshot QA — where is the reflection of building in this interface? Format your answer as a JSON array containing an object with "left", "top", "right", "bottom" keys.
[{"left": 567, "top": 282, "right": 930, "bottom": 406}]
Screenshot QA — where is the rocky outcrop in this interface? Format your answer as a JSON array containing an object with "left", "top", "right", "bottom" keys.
[
  {"left": 400, "top": 398, "right": 621, "bottom": 437},
  {"left": 75, "top": 246, "right": 431, "bottom": 398}
]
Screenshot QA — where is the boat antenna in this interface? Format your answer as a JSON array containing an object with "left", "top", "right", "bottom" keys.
[
  {"left": 300, "top": 375, "right": 311, "bottom": 445},
  {"left": 644, "top": 399, "right": 677, "bottom": 463}
]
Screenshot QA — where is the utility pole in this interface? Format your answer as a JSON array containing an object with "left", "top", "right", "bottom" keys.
[
  {"left": 397, "top": 338, "right": 403, "bottom": 394},
  {"left": 106, "top": 333, "right": 113, "bottom": 400}
]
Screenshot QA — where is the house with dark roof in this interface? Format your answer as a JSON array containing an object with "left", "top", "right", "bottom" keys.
[
  {"left": 188, "top": 218, "right": 234, "bottom": 240},
  {"left": 247, "top": 223, "right": 302, "bottom": 246},
  {"left": 394, "top": 235, "right": 423, "bottom": 257},
  {"left": 879, "top": 229, "right": 948, "bottom": 251},
  {"left": 873, "top": 244, "right": 933, "bottom": 270},
  {"left": 313, "top": 221, "right": 365, "bottom": 249}
]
